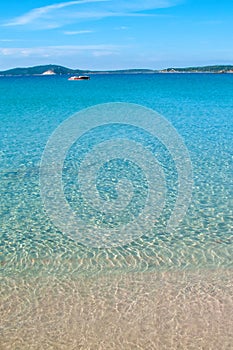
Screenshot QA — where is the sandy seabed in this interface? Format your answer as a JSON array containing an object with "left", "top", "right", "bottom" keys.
[{"left": 1, "top": 268, "right": 233, "bottom": 350}]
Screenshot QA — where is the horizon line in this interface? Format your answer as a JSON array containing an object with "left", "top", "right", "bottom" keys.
[{"left": 1, "top": 62, "right": 233, "bottom": 72}]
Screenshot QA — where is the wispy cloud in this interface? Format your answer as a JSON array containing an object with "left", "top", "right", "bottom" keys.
[
  {"left": 114, "top": 26, "right": 129, "bottom": 30},
  {"left": 3, "top": 0, "right": 108, "bottom": 26},
  {"left": 3, "top": 0, "right": 180, "bottom": 28},
  {"left": 0, "top": 44, "right": 124, "bottom": 57},
  {"left": 64, "top": 30, "right": 94, "bottom": 35},
  {"left": 92, "top": 50, "right": 118, "bottom": 57},
  {"left": 0, "top": 39, "right": 15, "bottom": 42}
]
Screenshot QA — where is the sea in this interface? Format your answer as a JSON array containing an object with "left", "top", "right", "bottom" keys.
[{"left": 1, "top": 73, "right": 233, "bottom": 349}]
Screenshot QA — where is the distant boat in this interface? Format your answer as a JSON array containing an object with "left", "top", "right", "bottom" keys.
[{"left": 68, "top": 75, "right": 90, "bottom": 80}]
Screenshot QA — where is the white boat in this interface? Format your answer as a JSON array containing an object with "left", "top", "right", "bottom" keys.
[{"left": 68, "top": 75, "right": 90, "bottom": 80}]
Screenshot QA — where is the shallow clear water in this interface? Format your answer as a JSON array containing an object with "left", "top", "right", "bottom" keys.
[{"left": 1, "top": 74, "right": 233, "bottom": 349}]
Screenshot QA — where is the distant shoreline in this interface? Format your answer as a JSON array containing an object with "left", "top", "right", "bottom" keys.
[
  {"left": 1, "top": 72, "right": 233, "bottom": 77},
  {"left": 0, "top": 64, "right": 233, "bottom": 76}
]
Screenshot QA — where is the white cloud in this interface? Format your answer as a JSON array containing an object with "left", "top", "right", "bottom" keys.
[
  {"left": 92, "top": 50, "right": 118, "bottom": 57},
  {"left": 114, "top": 26, "right": 129, "bottom": 30},
  {"left": 3, "top": 0, "right": 109, "bottom": 26},
  {"left": 0, "top": 45, "right": 124, "bottom": 57},
  {"left": 64, "top": 30, "right": 94, "bottom": 35},
  {"left": 3, "top": 0, "right": 180, "bottom": 28},
  {"left": 108, "top": 0, "right": 177, "bottom": 12},
  {"left": 0, "top": 39, "right": 15, "bottom": 42}
]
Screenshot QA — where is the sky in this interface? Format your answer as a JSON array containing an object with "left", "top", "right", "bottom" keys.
[{"left": 0, "top": 0, "right": 233, "bottom": 70}]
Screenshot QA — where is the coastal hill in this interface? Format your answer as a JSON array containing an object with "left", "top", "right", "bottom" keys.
[
  {"left": 160, "top": 65, "right": 233, "bottom": 73},
  {"left": 0, "top": 64, "right": 155, "bottom": 76},
  {"left": 0, "top": 64, "right": 86, "bottom": 76},
  {"left": 0, "top": 64, "right": 233, "bottom": 76}
]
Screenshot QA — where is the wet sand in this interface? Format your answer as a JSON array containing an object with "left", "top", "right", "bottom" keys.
[{"left": 1, "top": 268, "right": 233, "bottom": 349}]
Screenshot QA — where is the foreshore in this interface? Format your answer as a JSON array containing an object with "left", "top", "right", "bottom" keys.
[{"left": 1, "top": 268, "right": 232, "bottom": 349}]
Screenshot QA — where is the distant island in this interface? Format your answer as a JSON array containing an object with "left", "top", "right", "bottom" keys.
[
  {"left": 160, "top": 65, "right": 233, "bottom": 73},
  {"left": 0, "top": 64, "right": 233, "bottom": 76}
]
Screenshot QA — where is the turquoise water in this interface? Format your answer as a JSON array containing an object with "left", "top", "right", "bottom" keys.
[
  {"left": 1, "top": 74, "right": 233, "bottom": 349},
  {"left": 1, "top": 74, "right": 232, "bottom": 274}
]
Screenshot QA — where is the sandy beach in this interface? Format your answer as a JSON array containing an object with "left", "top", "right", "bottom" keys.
[{"left": 1, "top": 268, "right": 233, "bottom": 349}]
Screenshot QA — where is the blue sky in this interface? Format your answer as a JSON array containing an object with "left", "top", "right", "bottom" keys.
[{"left": 0, "top": 0, "right": 232, "bottom": 70}]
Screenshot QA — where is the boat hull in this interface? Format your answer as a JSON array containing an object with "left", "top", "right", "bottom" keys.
[{"left": 68, "top": 76, "right": 90, "bottom": 80}]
